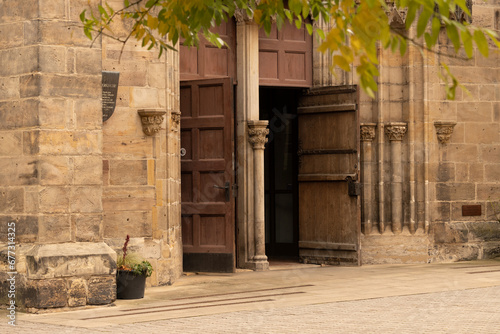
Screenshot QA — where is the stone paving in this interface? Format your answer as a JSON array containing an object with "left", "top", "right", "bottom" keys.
[{"left": 3, "top": 261, "right": 500, "bottom": 333}]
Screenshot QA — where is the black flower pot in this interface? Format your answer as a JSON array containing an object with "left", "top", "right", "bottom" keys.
[{"left": 116, "top": 270, "right": 147, "bottom": 299}]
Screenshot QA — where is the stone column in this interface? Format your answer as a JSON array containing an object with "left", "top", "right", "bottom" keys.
[
  {"left": 361, "top": 123, "right": 377, "bottom": 234},
  {"left": 385, "top": 123, "right": 407, "bottom": 234},
  {"left": 247, "top": 120, "right": 269, "bottom": 270}
]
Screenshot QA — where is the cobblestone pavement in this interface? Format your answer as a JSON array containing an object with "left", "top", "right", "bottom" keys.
[{"left": 3, "top": 285, "right": 500, "bottom": 334}]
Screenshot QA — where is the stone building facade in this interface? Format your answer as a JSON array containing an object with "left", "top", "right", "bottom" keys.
[{"left": 0, "top": 0, "right": 499, "bottom": 311}]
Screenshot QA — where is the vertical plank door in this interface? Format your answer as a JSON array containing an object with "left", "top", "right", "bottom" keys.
[
  {"left": 297, "top": 86, "right": 361, "bottom": 265},
  {"left": 180, "top": 78, "right": 235, "bottom": 272}
]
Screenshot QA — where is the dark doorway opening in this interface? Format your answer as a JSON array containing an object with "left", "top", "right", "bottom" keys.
[{"left": 260, "top": 87, "right": 300, "bottom": 259}]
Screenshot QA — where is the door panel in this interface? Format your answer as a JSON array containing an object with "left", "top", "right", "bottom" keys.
[
  {"left": 298, "top": 86, "right": 361, "bottom": 265},
  {"left": 180, "top": 78, "right": 235, "bottom": 272}
]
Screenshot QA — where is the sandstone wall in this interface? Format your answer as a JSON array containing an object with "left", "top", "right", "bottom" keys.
[{"left": 100, "top": 0, "right": 182, "bottom": 287}]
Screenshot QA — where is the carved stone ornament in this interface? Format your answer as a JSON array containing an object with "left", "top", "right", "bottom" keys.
[
  {"left": 247, "top": 120, "right": 269, "bottom": 150},
  {"left": 171, "top": 110, "right": 181, "bottom": 131},
  {"left": 384, "top": 122, "right": 407, "bottom": 141},
  {"left": 138, "top": 109, "right": 166, "bottom": 136},
  {"left": 434, "top": 121, "right": 456, "bottom": 144},
  {"left": 387, "top": 5, "right": 407, "bottom": 29},
  {"left": 234, "top": 0, "right": 261, "bottom": 23},
  {"left": 360, "top": 123, "right": 377, "bottom": 142}
]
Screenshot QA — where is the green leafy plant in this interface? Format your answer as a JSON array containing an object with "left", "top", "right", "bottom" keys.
[{"left": 117, "top": 234, "right": 154, "bottom": 277}]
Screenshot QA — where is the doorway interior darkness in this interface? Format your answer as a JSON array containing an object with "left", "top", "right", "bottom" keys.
[{"left": 260, "top": 87, "right": 300, "bottom": 258}]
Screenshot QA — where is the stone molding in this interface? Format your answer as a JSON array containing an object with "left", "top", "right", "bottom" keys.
[
  {"left": 434, "top": 121, "right": 456, "bottom": 144},
  {"left": 138, "top": 109, "right": 166, "bottom": 136},
  {"left": 361, "top": 123, "right": 377, "bottom": 142},
  {"left": 247, "top": 120, "right": 269, "bottom": 150},
  {"left": 384, "top": 122, "right": 407, "bottom": 141}
]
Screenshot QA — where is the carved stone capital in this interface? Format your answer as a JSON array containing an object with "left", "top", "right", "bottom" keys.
[
  {"left": 384, "top": 122, "right": 407, "bottom": 141},
  {"left": 171, "top": 110, "right": 181, "bottom": 131},
  {"left": 234, "top": 1, "right": 261, "bottom": 23},
  {"left": 138, "top": 109, "right": 166, "bottom": 136},
  {"left": 387, "top": 5, "right": 407, "bottom": 29},
  {"left": 247, "top": 120, "right": 269, "bottom": 150},
  {"left": 360, "top": 123, "right": 377, "bottom": 142},
  {"left": 434, "top": 121, "right": 456, "bottom": 144}
]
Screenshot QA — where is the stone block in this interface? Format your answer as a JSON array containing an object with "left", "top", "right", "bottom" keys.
[
  {"left": 432, "top": 222, "right": 469, "bottom": 244},
  {"left": 103, "top": 135, "right": 153, "bottom": 158},
  {"left": 485, "top": 164, "right": 500, "bottom": 182},
  {"left": 148, "top": 63, "right": 166, "bottom": 88},
  {"left": 70, "top": 186, "right": 102, "bottom": 213},
  {"left": 67, "top": 278, "right": 87, "bottom": 307},
  {"left": 109, "top": 159, "right": 148, "bottom": 185},
  {"left": 75, "top": 48, "right": 102, "bottom": 75},
  {"left": 25, "top": 279, "right": 67, "bottom": 309},
  {"left": 477, "top": 184, "right": 500, "bottom": 200},
  {"left": 24, "top": 189, "right": 39, "bottom": 213},
  {"left": 39, "top": 21, "right": 94, "bottom": 47},
  {"left": 0, "top": 188, "right": 24, "bottom": 213},
  {"left": 39, "top": 215, "right": 71, "bottom": 243},
  {"left": 24, "top": 20, "right": 40, "bottom": 46},
  {"left": 23, "top": 130, "right": 40, "bottom": 155},
  {"left": 20, "top": 73, "right": 41, "bottom": 98},
  {"left": 0, "top": 215, "right": 38, "bottom": 243},
  {"left": 0, "top": 158, "right": 38, "bottom": 186},
  {"left": 73, "top": 156, "right": 102, "bottom": 185},
  {"left": 480, "top": 85, "right": 496, "bottom": 101},
  {"left": 39, "top": 46, "right": 66, "bottom": 73},
  {"left": 467, "top": 221, "right": 500, "bottom": 242},
  {"left": 103, "top": 186, "right": 155, "bottom": 211},
  {"left": 40, "top": 74, "right": 101, "bottom": 98},
  {"left": 434, "top": 163, "right": 455, "bottom": 182},
  {"left": 39, "top": 131, "right": 101, "bottom": 155},
  {"left": 469, "top": 163, "right": 484, "bottom": 182},
  {"left": 72, "top": 214, "right": 102, "bottom": 242},
  {"left": 451, "top": 202, "right": 486, "bottom": 221},
  {"left": 75, "top": 98, "right": 102, "bottom": 130},
  {"left": 107, "top": 61, "right": 148, "bottom": 86},
  {"left": 465, "top": 123, "right": 499, "bottom": 144},
  {"left": 39, "top": 186, "right": 70, "bottom": 213},
  {"left": 0, "top": 46, "right": 38, "bottom": 76},
  {"left": 435, "top": 183, "right": 475, "bottom": 201},
  {"left": 0, "top": 22, "right": 23, "bottom": 49},
  {"left": 0, "top": 99, "right": 39, "bottom": 130},
  {"left": 103, "top": 211, "right": 152, "bottom": 238},
  {"left": 440, "top": 144, "right": 478, "bottom": 162},
  {"left": 431, "top": 201, "right": 450, "bottom": 221},
  {"left": 87, "top": 276, "right": 116, "bottom": 305},
  {"left": 0, "top": 77, "right": 20, "bottom": 100},
  {"left": 457, "top": 102, "right": 492, "bottom": 122},
  {"left": 454, "top": 163, "right": 469, "bottom": 182},
  {"left": 131, "top": 87, "right": 160, "bottom": 108},
  {"left": 69, "top": 0, "right": 100, "bottom": 24},
  {"left": 39, "top": 156, "right": 72, "bottom": 185},
  {"left": 26, "top": 242, "right": 116, "bottom": 279},
  {"left": 39, "top": 0, "right": 66, "bottom": 19},
  {"left": 0, "top": 0, "right": 38, "bottom": 23},
  {"left": 0, "top": 131, "right": 22, "bottom": 156},
  {"left": 481, "top": 146, "right": 500, "bottom": 163}
]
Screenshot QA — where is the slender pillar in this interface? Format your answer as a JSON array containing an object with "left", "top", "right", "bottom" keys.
[
  {"left": 361, "top": 123, "right": 377, "bottom": 234},
  {"left": 385, "top": 123, "right": 407, "bottom": 234},
  {"left": 247, "top": 120, "right": 270, "bottom": 270}
]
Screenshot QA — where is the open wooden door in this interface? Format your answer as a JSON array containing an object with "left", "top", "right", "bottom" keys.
[
  {"left": 297, "top": 85, "right": 361, "bottom": 265},
  {"left": 180, "top": 77, "right": 235, "bottom": 273}
]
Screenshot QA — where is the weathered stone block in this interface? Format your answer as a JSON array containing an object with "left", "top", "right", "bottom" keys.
[
  {"left": 431, "top": 202, "right": 450, "bottom": 222},
  {"left": 39, "top": 186, "right": 70, "bottom": 213},
  {"left": 467, "top": 221, "right": 500, "bottom": 242},
  {"left": 0, "top": 131, "right": 22, "bottom": 156},
  {"left": 0, "top": 215, "right": 38, "bottom": 243},
  {"left": 38, "top": 46, "right": 66, "bottom": 73},
  {"left": 451, "top": 202, "right": 485, "bottom": 221},
  {"left": 109, "top": 159, "right": 148, "bottom": 185},
  {"left": 39, "top": 156, "right": 72, "bottom": 185},
  {"left": 67, "top": 278, "right": 87, "bottom": 307},
  {"left": 72, "top": 214, "right": 102, "bottom": 242},
  {"left": 481, "top": 146, "right": 500, "bottom": 163},
  {"left": 103, "top": 211, "right": 152, "bottom": 238},
  {"left": 75, "top": 98, "right": 101, "bottom": 130},
  {"left": 0, "top": 158, "right": 38, "bottom": 186},
  {"left": 103, "top": 136, "right": 153, "bottom": 157},
  {"left": 20, "top": 73, "right": 41, "bottom": 98},
  {"left": 76, "top": 48, "right": 102, "bottom": 75},
  {"left": 0, "top": 0, "right": 38, "bottom": 23},
  {"left": 24, "top": 20, "right": 40, "bottom": 46},
  {"left": 0, "top": 188, "right": 24, "bottom": 213},
  {"left": 131, "top": 87, "right": 160, "bottom": 108},
  {"left": 477, "top": 184, "right": 500, "bottom": 200},
  {"left": 441, "top": 144, "right": 478, "bottom": 163},
  {"left": 39, "top": 0, "right": 66, "bottom": 19},
  {"left": 0, "top": 22, "right": 23, "bottom": 49},
  {"left": 73, "top": 156, "right": 102, "bottom": 185},
  {"left": 435, "top": 183, "right": 475, "bottom": 201},
  {"left": 0, "top": 77, "right": 20, "bottom": 100},
  {"left": 432, "top": 222, "right": 468, "bottom": 244},
  {"left": 40, "top": 74, "right": 101, "bottom": 98},
  {"left": 23, "top": 130, "right": 40, "bottom": 155},
  {"left": 26, "top": 242, "right": 116, "bottom": 279},
  {"left": 25, "top": 279, "right": 67, "bottom": 309},
  {"left": 0, "top": 46, "right": 38, "bottom": 76},
  {"left": 87, "top": 276, "right": 116, "bottom": 305},
  {"left": 465, "top": 123, "right": 499, "bottom": 144},
  {"left": 38, "top": 215, "right": 71, "bottom": 243},
  {"left": 70, "top": 186, "right": 102, "bottom": 213},
  {"left": 485, "top": 164, "right": 500, "bottom": 182},
  {"left": 39, "top": 21, "right": 94, "bottom": 47},
  {"left": 39, "top": 131, "right": 101, "bottom": 155},
  {"left": 0, "top": 100, "right": 39, "bottom": 130}
]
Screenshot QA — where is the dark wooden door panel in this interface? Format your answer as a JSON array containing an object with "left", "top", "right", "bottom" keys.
[
  {"left": 298, "top": 86, "right": 360, "bottom": 265},
  {"left": 180, "top": 78, "right": 235, "bottom": 272}
]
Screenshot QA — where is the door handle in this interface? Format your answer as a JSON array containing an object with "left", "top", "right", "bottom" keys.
[{"left": 213, "top": 182, "right": 230, "bottom": 202}]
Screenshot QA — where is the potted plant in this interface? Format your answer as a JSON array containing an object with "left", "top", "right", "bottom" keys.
[{"left": 116, "top": 235, "right": 153, "bottom": 299}]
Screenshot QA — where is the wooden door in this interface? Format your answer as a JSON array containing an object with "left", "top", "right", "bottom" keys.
[
  {"left": 180, "top": 78, "right": 235, "bottom": 273},
  {"left": 297, "top": 85, "right": 361, "bottom": 265}
]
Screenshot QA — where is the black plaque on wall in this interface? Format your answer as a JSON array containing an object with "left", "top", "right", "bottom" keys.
[{"left": 102, "top": 71, "right": 120, "bottom": 122}]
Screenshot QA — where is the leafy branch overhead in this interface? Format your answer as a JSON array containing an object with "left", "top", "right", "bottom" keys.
[{"left": 81, "top": 0, "right": 500, "bottom": 98}]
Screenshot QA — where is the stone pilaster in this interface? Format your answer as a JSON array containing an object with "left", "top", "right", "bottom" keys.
[
  {"left": 361, "top": 123, "right": 377, "bottom": 235},
  {"left": 385, "top": 123, "right": 407, "bottom": 234},
  {"left": 247, "top": 120, "right": 269, "bottom": 270}
]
